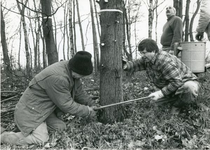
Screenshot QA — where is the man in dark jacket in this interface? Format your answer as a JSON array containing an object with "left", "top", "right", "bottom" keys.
[
  {"left": 1, "top": 51, "right": 97, "bottom": 145},
  {"left": 160, "top": 6, "right": 183, "bottom": 56},
  {"left": 124, "top": 39, "right": 200, "bottom": 114}
]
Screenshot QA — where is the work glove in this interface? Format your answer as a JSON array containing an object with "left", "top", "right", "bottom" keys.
[
  {"left": 195, "top": 32, "right": 204, "bottom": 41},
  {"left": 86, "top": 106, "right": 97, "bottom": 121},
  {"left": 122, "top": 57, "right": 127, "bottom": 70},
  {"left": 149, "top": 90, "right": 164, "bottom": 101},
  {"left": 123, "top": 64, "right": 128, "bottom": 70}
]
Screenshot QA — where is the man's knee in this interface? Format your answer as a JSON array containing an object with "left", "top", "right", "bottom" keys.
[
  {"left": 46, "top": 112, "right": 66, "bottom": 132},
  {"left": 47, "top": 121, "right": 66, "bottom": 132}
]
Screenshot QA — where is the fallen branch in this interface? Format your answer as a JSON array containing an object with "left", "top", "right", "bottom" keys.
[
  {"left": 1, "top": 91, "right": 19, "bottom": 93},
  {"left": 84, "top": 86, "right": 99, "bottom": 91},
  {"left": 1, "top": 95, "right": 19, "bottom": 103},
  {"left": 1, "top": 108, "right": 15, "bottom": 113},
  {"left": 1, "top": 77, "right": 9, "bottom": 83}
]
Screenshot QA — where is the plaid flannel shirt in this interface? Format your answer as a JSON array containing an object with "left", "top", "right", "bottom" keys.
[{"left": 125, "top": 51, "right": 197, "bottom": 96}]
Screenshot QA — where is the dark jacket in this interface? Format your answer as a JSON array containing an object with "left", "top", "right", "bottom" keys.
[
  {"left": 161, "top": 15, "right": 183, "bottom": 49},
  {"left": 14, "top": 61, "right": 92, "bottom": 136}
]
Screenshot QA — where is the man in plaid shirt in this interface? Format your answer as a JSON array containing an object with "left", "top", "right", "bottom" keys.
[{"left": 124, "top": 38, "right": 200, "bottom": 114}]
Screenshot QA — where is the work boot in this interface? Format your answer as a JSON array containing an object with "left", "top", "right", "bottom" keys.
[{"left": 0, "top": 132, "right": 20, "bottom": 144}]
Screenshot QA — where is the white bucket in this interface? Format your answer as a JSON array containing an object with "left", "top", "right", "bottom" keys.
[{"left": 181, "top": 42, "right": 206, "bottom": 73}]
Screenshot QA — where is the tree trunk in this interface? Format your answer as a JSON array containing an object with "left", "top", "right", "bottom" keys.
[
  {"left": 75, "top": 0, "right": 85, "bottom": 51},
  {"left": 124, "top": 6, "right": 132, "bottom": 61},
  {"left": 148, "top": 0, "right": 154, "bottom": 38},
  {"left": 184, "top": 0, "right": 190, "bottom": 41},
  {"left": 16, "top": 0, "right": 31, "bottom": 77},
  {"left": 73, "top": 0, "right": 77, "bottom": 53},
  {"left": 69, "top": 0, "right": 75, "bottom": 57},
  {"left": 189, "top": 0, "right": 201, "bottom": 41},
  {"left": 1, "top": 5, "right": 12, "bottom": 76},
  {"left": 89, "top": 0, "right": 99, "bottom": 74},
  {"left": 99, "top": 0, "right": 124, "bottom": 123},
  {"left": 173, "top": 0, "right": 183, "bottom": 18},
  {"left": 40, "top": 0, "right": 58, "bottom": 65}
]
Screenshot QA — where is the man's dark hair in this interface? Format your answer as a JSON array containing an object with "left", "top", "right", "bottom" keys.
[{"left": 138, "top": 38, "right": 159, "bottom": 53}]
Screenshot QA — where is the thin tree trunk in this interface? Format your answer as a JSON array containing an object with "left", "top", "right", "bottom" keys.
[
  {"left": 1, "top": 5, "right": 12, "bottom": 75},
  {"left": 75, "top": 0, "right": 85, "bottom": 51},
  {"left": 148, "top": 0, "right": 154, "bottom": 38},
  {"left": 63, "top": 3, "right": 67, "bottom": 60},
  {"left": 69, "top": 0, "right": 75, "bottom": 57},
  {"left": 16, "top": 0, "right": 31, "bottom": 77},
  {"left": 124, "top": 7, "right": 132, "bottom": 61},
  {"left": 173, "top": 0, "right": 183, "bottom": 18},
  {"left": 73, "top": 0, "right": 77, "bottom": 53},
  {"left": 155, "top": 0, "right": 158, "bottom": 42},
  {"left": 93, "top": 0, "right": 101, "bottom": 38},
  {"left": 41, "top": 0, "right": 58, "bottom": 65},
  {"left": 89, "top": 0, "right": 99, "bottom": 74},
  {"left": 184, "top": 0, "right": 190, "bottom": 41},
  {"left": 189, "top": 0, "right": 201, "bottom": 41},
  {"left": 18, "top": 20, "right": 22, "bottom": 70}
]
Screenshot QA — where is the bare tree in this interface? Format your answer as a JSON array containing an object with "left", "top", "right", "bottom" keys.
[
  {"left": 183, "top": 0, "right": 191, "bottom": 41},
  {"left": 145, "top": 0, "right": 165, "bottom": 38},
  {"left": 173, "top": 0, "right": 183, "bottom": 18},
  {"left": 40, "top": 0, "right": 58, "bottom": 65},
  {"left": 1, "top": 4, "right": 12, "bottom": 76},
  {"left": 189, "top": 0, "right": 201, "bottom": 41},
  {"left": 123, "top": 3, "right": 133, "bottom": 61},
  {"left": 68, "top": 0, "right": 75, "bottom": 57},
  {"left": 75, "top": 0, "right": 85, "bottom": 51},
  {"left": 73, "top": 0, "right": 77, "bottom": 53},
  {"left": 89, "top": 0, "right": 100, "bottom": 74},
  {"left": 98, "top": 0, "right": 124, "bottom": 123},
  {"left": 16, "top": 0, "right": 31, "bottom": 76}
]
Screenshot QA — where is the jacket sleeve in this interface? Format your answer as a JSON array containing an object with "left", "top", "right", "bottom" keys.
[
  {"left": 74, "top": 79, "right": 95, "bottom": 106},
  {"left": 196, "top": 0, "right": 210, "bottom": 33},
  {"left": 125, "top": 59, "right": 145, "bottom": 72},
  {"left": 44, "top": 75, "right": 89, "bottom": 118}
]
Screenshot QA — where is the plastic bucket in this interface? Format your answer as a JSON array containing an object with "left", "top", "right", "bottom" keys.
[{"left": 181, "top": 42, "right": 206, "bottom": 73}]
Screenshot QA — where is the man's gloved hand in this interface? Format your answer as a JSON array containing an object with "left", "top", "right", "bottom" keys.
[
  {"left": 123, "top": 64, "right": 128, "bottom": 70},
  {"left": 122, "top": 56, "right": 128, "bottom": 70},
  {"left": 195, "top": 32, "right": 204, "bottom": 41},
  {"left": 86, "top": 106, "right": 97, "bottom": 121},
  {"left": 149, "top": 90, "right": 164, "bottom": 101}
]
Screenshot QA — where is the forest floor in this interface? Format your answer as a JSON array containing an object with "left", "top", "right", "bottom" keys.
[{"left": 1, "top": 69, "right": 210, "bottom": 150}]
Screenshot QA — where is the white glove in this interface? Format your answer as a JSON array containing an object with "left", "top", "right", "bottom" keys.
[
  {"left": 123, "top": 64, "right": 128, "bottom": 70},
  {"left": 149, "top": 90, "right": 164, "bottom": 101}
]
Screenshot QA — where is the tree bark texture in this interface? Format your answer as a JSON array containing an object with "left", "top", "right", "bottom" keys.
[
  {"left": 173, "top": 0, "right": 183, "bottom": 18},
  {"left": 189, "top": 0, "right": 201, "bottom": 41},
  {"left": 148, "top": 0, "right": 154, "bottom": 38},
  {"left": 75, "top": 0, "right": 85, "bottom": 51},
  {"left": 16, "top": 0, "right": 31, "bottom": 76},
  {"left": 89, "top": 0, "right": 100, "bottom": 74},
  {"left": 1, "top": 6, "right": 12, "bottom": 75},
  {"left": 184, "top": 0, "right": 190, "bottom": 41},
  {"left": 41, "top": 0, "right": 58, "bottom": 65},
  {"left": 68, "top": 0, "right": 75, "bottom": 57},
  {"left": 99, "top": 0, "right": 124, "bottom": 124}
]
